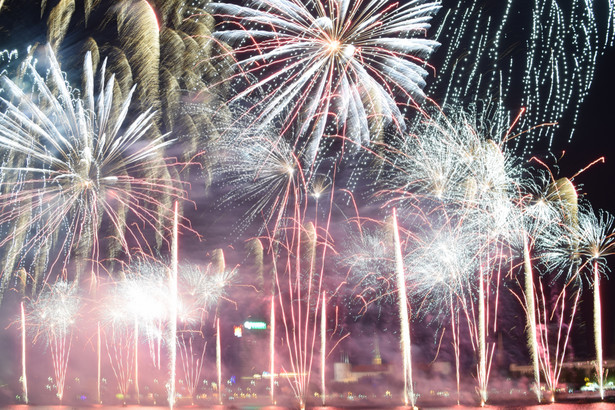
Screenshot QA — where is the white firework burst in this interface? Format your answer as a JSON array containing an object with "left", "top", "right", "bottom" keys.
[
  {"left": 208, "top": 0, "right": 440, "bottom": 163},
  {"left": 0, "top": 46, "right": 187, "bottom": 292}
]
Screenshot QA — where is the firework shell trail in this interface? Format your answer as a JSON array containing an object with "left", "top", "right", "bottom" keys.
[
  {"left": 169, "top": 201, "right": 178, "bottom": 408},
  {"left": 20, "top": 300, "right": 28, "bottom": 404},
  {"left": 576, "top": 207, "right": 615, "bottom": 400},
  {"left": 391, "top": 208, "right": 414, "bottom": 407},
  {"left": 379, "top": 107, "right": 527, "bottom": 404},
  {"left": 513, "top": 172, "right": 579, "bottom": 402}
]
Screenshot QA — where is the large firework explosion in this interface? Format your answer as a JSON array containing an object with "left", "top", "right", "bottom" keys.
[
  {"left": 207, "top": 0, "right": 441, "bottom": 166},
  {"left": 0, "top": 46, "right": 190, "bottom": 297}
]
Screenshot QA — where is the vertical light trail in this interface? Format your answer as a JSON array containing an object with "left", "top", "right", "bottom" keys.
[
  {"left": 321, "top": 291, "right": 326, "bottom": 406},
  {"left": 534, "top": 277, "right": 580, "bottom": 402},
  {"left": 20, "top": 301, "right": 27, "bottom": 404},
  {"left": 134, "top": 317, "right": 140, "bottom": 404},
  {"left": 97, "top": 322, "right": 101, "bottom": 404},
  {"left": 523, "top": 235, "right": 541, "bottom": 403},
  {"left": 216, "top": 318, "right": 222, "bottom": 405},
  {"left": 392, "top": 208, "right": 415, "bottom": 408},
  {"left": 594, "top": 260, "right": 604, "bottom": 400},
  {"left": 270, "top": 296, "right": 275, "bottom": 405},
  {"left": 478, "top": 264, "right": 487, "bottom": 407},
  {"left": 168, "top": 200, "right": 178, "bottom": 408},
  {"left": 449, "top": 294, "right": 460, "bottom": 405}
]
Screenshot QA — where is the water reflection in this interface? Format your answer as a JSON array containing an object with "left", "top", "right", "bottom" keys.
[{"left": 4, "top": 402, "right": 615, "bottom": 410}]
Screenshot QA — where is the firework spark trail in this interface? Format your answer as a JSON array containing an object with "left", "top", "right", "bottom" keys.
[
  {"left": 134, "top": 317, "right": 140, "bottom": 403},
  {"left": 28, "top": 280, "right": 79, "bottom": 401},
  {"left": 178, "top": 333, "right": 206, "bottom": 404},
  {"left": 304, "top": 171, "right": 337, "bottom": 407},
  {"left": 207, "top": 0, "right": 440, "bottom": 165},
  {"left": 449, "top": 292, "right": 460, "bottom": 405},
  {"left": 104, "top": 324, "right": 134, "bottom": 402},
  {"left": 0, "top": 46, "right": 192, "bottom": 296},
  {"left": 97, "top": 322, "right": 101, "bottom": 404},
  {"left": 468, "top": 209, "right": 512, "bottom": 407},
  {"left": 532, "top": 279, "right": 581, "bottom": 401},
  {"left": 274, "top": 215, "right": 308, "bottom": 407},
  {"left": 538, "top": 203, "right": 615, "bottom": 399},
  {"left": 476, "top": 263, "right": 488, "bottom": 406},
  {"left": 265, "top": 165, "right": 334, "bottom": 409},
  {"left": 522, "top": 234, "right": 541, "bottom": 402},
  {"left": 320, "top": 290, "right": 326, "bottom": 406},
  {"left": 216, "top": 317, "right": 222, "bottom": 405},
  {"left": 514, "top": 170, "right": 579, "bottom": 402},
  {"left": 524, "top": 178, "right": 585, "bottom": 400},
  {"left": 428, "top": 0, "right": 613, "bottom": 153},
  {"left": 593, "top": 260, "right": 604, "bottom": 400}
]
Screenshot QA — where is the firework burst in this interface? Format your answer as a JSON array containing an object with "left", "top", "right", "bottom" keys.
[
  {"left": 178, "top": 262, "right": 235, "bottom": 322},
  {"left": 0, "top": 46, "right": 189, "bottom": 295},
  {"left": 208, "top": 0, "right": 440, "bottom": 164},
  {"left": 209, "top": 112, "right": 307, "bottom": 240},
  {"left": 382, "top": 108, "right": 521, "bottom": 214},
  {"left": 342, "top": 224, "right": 395, "bottom": 313}
]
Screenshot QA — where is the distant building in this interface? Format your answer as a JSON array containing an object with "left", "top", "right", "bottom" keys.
[
  {"left": 510, "top": 359, "right": 615, "bottom": 377},
  {"left": 235, "top": 319, "right": 269, "bottom": 377},
  {"left": 333, "top": 335, "right": 391, "bottom": 383}
]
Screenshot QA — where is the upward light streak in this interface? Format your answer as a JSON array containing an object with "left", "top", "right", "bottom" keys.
[
  {"left": 168, "top": 201, "right": 179, "bottom": 408},
  {"left": 593, "top": 260, "right": 604, "bottom": 400},
  {"left": 21, "top": 301, "right": 27, "bottom": 404},
  {"left": 270, "top": 296, "right": 276, "bottom": 404},
  {"left": 216, "top": 318, "right": 222, "bottom": 405},
  {"left": 392, "top": 208, "right": 415, "bottom": 408},
  {"left": 320, "top": 291, "right": 326, "bottom": 406},
  {"left": 523, "top": 234, "right": 541, "bottom": 403}
]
